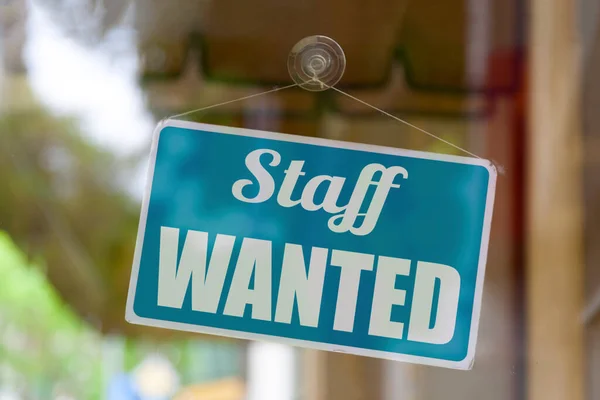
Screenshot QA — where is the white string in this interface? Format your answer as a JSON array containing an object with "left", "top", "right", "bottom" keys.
[
  {"left": 168, "top": 78, "right": 491, "bottom": 163},
  {"left": 168, "top": 83, "right": 299, "bottom": 120},
  {"left": 327, "top": 86, "right": 483, "bottom": 159}
]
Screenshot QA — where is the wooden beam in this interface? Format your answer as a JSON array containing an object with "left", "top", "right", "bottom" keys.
[
  {"left": 302, "top": 351, "right": 383, "bottom": 400},
  {"left": 527, "top": 0, "right": 585, "bottom": 399}
]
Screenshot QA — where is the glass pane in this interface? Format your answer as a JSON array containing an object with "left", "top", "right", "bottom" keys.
[{"left": 1, "top": 0, "right": 595, "bottom": 399}]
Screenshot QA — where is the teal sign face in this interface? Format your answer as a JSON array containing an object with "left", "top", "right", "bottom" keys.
[{"left": 126, "top": 120, "right": 496, "bottom": 370}]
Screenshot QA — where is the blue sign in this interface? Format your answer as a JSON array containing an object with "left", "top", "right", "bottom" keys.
[{"left": 126, "top": 120, "right": 496, "bottom": 370}]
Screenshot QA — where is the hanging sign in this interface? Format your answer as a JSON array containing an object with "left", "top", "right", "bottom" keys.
[{"left": 126, "top": 119, "right": 496, "bottom": 370}]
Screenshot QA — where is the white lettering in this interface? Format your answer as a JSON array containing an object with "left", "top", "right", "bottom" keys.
[
  {"left": 232, "top": 149, "right": 281, "bottom": 203},
  {"left": 330, "top": 250, "right": 375, "bottom": 332},
  {"left": 157, "top": 227, "right": 235, "bottom": 312},
  {"left": 277, "top": 160, "right": 305, "bottom": 207},
  {"left": 156, "top": 227, "right": 462, "bottom": 342},
  {"left": 328, "top": 164, "right": 408, "bottom": 236},
  {"left": 368, "top": 256, "right": 411, "bottom": 339},
  {"left": 232, "top": 149, "right": 408, "bottom": 236},
  {"left": 223, "top": 238, "right": 273, "bottom": 321},
  {"left": 300, "top": 175, "right": 346, "bottom": 213},
  {"left": 274, "top": 244, "right": 328, "bottom": 327},
  {"left": 407, "top": 262, "right": 461, "bottom": 344}
]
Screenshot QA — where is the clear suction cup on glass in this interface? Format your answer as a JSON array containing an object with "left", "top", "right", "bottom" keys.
[{"left": 288, "top": 35, "right": 346, "bottom": 92}]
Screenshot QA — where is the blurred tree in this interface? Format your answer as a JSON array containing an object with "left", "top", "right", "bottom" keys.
[{"left": 0, "top": 106, "right": 140, "bottom": 334}]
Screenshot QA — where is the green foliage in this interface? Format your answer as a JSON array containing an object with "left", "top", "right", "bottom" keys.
[{"left": 0, "top": 231, "right": 103, "bottom": 399}]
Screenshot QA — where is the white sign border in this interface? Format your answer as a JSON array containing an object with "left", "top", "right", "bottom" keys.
[{"left": 125, "top": 119, "right": 497, "bottom": 371}]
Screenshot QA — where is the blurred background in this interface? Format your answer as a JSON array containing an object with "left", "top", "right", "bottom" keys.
[{"left": 0, "top": 0, "right": 598, "bottom": 399}]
